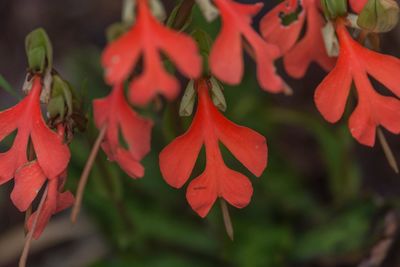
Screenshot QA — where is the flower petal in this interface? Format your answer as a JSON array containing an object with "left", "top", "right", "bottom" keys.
[
  {"left": 186, "top": 170, "right": 217, "bottom": 218},
  {"left": 314, "top": 54, "right": 352, "bottom": 123},
  {"left": 102, "top": 30, "right": 142, "bottom": 85},
  {"left": 214, "top": 109, "right": 267, "bottom": 177},
  {"left": 220, "top": 168, "right": 253, "bottom": 209},
  {"left": 159, "top": 118, "right": 203, "bottom": 188},
  {"left": 11, "top": 161, "right": 46, "bottom": 212}
]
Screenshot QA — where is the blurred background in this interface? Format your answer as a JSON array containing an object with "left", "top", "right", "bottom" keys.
[{"left": 1, "top": 0, "right": 400, "bottom": 266}]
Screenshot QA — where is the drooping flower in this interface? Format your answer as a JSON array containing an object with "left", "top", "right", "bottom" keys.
[
  {"left": 93, "top": 84, "right": 153, "bottom": 178},
  {"left": 159, "top": 78, "right": 268, "bottom": 217},
  {"left": 12, "top": 161, "right": 74, "bottom": 239},
  {"left": 349, "top": 0, "right": 368, "bottom": 13},
  {"left": 102, "top": 0, "right": 202, "bottom": 106},
  {"left": 209, "top": 0, "right": 284, "bottom": 93},
  {"left": 0, "top": 75, "right": 70, "bottom": 185},
  {"left": 260, "top": 0, "right": 336, "bottom": 78},
  {"left": 315, "top": 18, "right": 400, "bottom": 146}
]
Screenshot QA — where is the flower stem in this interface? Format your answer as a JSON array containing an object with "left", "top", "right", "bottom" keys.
[
  {"left": 19, "top": 184, "right": 48, "bottom": 267},
  {"left": 219, "top": 198, "right": 234, "bottom": 241},
  {"left": 377, "top": 128, "right": 399, "bottom": 174},
  {"left": 71, "top": 125, "right": 107, "bottom": 223},
  {"left": 172, "top": 0, "right": 195, "bottom": 30}
]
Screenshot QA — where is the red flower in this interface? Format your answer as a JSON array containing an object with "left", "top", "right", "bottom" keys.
[
  {"left": 159, "top": 78, "right": 268, "bottom": 217},
  {"left": 260, "top": 0, "right": 335, "bottom": 78},
  {"left": 0, "top": 76, "right": 70, "bottom": 185},
  {"left": 210, "top": 0, "right": 284, "bottom": 93},
  {"left": 102, "top": 0, "right": 202, "bottom": 106},
  {"left": 12, "top": 161, "right": 74, "bottom": 239},
  {"left": 93, "top": 84, "right": 153, "bottom": 178},
  {"left": 315, "top": 19, "right": 400, "bottom": 146},
  {"left": 349, "top": 0, "right": 368, "bottom": 13}
]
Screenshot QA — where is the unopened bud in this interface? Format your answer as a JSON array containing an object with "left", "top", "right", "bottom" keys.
[
  {"left": 25, "top": 28, "right": 53, "bottom": 73},
  {"left": 179, "top": 80, "right": 196, "bottom": 117},
  {"left": 321, "top": 0, "right": 348, "bottom": 19},
  {"left": 357, "top": 0, "right": 399, "bottom": 33},
  {"left": 210, "top": 77, "right": 227, "bottom": 112}
]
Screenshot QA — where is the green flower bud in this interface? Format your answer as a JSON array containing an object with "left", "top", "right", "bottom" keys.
[
  {"left": 321, "top": 0, "right": 348, "bottom": 19},
  {"left": 357, "top": 0, "right": 399, "bottom": 33},
  {"left": 25, "top": 28, "right": 53, "bottom": 73}
]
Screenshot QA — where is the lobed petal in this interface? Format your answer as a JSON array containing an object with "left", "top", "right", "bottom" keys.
[
  {"left": 159, "top": 117, "right": 203, "bottom": 188},
  {"left": 186, "top": 170, "right": 218, "bottom": 218},
  {"left": 11, "top": 161, "right": 46, "bottom": 212},
  {"left": 314, "top": 54, "right": 352, "bottom": 123},
  {"left": 214, "top": 109, "right": 267, "bottom": 177}
]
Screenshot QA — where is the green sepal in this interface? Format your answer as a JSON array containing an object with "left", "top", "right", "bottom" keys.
[
  {"left": 25, "top": 28, "right": 53, "bottom": 73},
  {"left": 321, "top": 0, "right": 348, "bottom": 19},
  {"left": 357, "top": 0, "right": 399, "bottom": 33},
  {"left": 106, "top": 23, "right": 130, "bottom": 43}
]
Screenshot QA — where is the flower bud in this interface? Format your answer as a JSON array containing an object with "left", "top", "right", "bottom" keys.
[
  {"left": 210, "top": 77, "right": 227, "bottom": 112},
  {"left": 357, "top": 0, "right": 399, "bottom": 33},
  {"left": 180, "top": 80, "right": 196, "bottom": 117},
  {"left": 25, "top": 28, "right": 53, "bottom": 73},
  {"left": 321, "top": 0, "right": 348, "bottom": 19}
]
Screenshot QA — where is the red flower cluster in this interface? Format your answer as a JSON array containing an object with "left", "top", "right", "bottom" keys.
[
  {"left": 0, "top": 76, "right": 73, "bottom": 238},
  {"left": 159, "top": 78, "right": 267, "bottom": 217},
  {"left": 260, "top": 0, "right": 335, "bottom": 78},
  {"left": 315, "top": 18, "right": 400, "bottom": 146}
]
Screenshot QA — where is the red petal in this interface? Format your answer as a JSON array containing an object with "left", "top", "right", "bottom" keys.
[
  {"left": 129, "top": 63, "right": 180, "bottom": 106},
  {"left": 159, "top": 118, "right": 203, "bottom": 188},
  {"left": 284, "top": 4, "right": 335, "bottom": 78},
  {"left": 102, "top": 30, "right": 141, "bottom": 85},
  {"left": 260, "top": 0, "right": 304, "bottom": 55},
  {"left": 11, "top": 161, "right": 46, "bottom": 212},
  {"left": 220, "top": 168, "right": 253, "bottom": 209},
  {"left": 214, "top": 109, "right": 267, "bottom": 177},
  {"left": 27, "top": 179, "right": 58, "bottom": 239},
  {"left": 118, "top": 96, "right": 153, "bottom": 161},
  {"left": 55, "top": 191, "right": 74, "bottom": 212},
  {"left": 209, "top": 18, "right": 243, "bottom": 85},
  {"left": 186, "top": 170, "right": 218, "bottom": 218},
  {"left": 362, "top": 49, "right": 400, "bottom": 98},
  {"left": 114, "top": 149, "right": 145, "bottom": 178},
  {"left": 158, "top": 25, "right": 202, "bottom": 79},
  {"left": 349, "top": 0, "right": 368, "bottom": 13},
  {"left": 31, "top": 112, "right": 70, "bottom": 179},
  {"left": 314, "top": 54, "right": 352, "bottom": 123}
]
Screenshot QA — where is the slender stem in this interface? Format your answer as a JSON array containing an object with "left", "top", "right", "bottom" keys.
[
  {"left": 24, "top": 142, "right": 36, "bottom": 234},
  {"left": 377, "top": 128, "right": 399, "bottom": 174},
  {"left": 19, "top": 184, "right": 49, "bottom": 267},
  {"left": 24, "top": 207, "right": 32, "bottom": 235},
  {"left": 219, "top": 198, "right": 234, "bottom": 241},
  {"left": 71, "top": 125, "right": 107, "bottom": 223},
  {"left": 172, "top": 0, "right": 195, "bottom": 30}
]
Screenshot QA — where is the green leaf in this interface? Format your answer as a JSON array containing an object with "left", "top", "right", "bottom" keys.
[{"left": 0, "top": 74, "right": 19, "bottom": 99}]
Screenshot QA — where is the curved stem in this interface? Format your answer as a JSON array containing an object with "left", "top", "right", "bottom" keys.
[
  {"left": 377, "top": 128, "right": 399, "bottom": 174},
  {"left": 71, "top": 125, "right": 107, "bottom": 223},
  {"left": 19, "top": 184, "right": 49, "bottom": 267},
  {"left": 219, "top": 198, "right": 234, "bottom": 241}
]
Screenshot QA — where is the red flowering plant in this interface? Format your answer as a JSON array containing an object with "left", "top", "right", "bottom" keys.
[
  {"left": 0, "top": 28, "right": 86, "bottom": 265},
  {"left": 159, "top": 77, "right": 267, "bottom": 222},
  {"left": 2, "top": 0, "right": 400, "bottom": 265}
]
